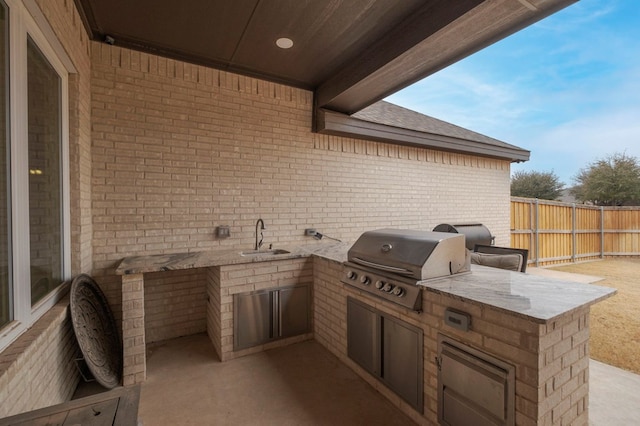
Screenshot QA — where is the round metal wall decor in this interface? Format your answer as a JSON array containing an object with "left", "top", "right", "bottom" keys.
[{"left": 70, "top": 274, "right": 122, "bottom": 389}]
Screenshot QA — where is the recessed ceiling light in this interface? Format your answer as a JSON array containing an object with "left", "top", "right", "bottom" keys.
[{"left": 276, "top": 38, "right": 294, "bottom": 49}]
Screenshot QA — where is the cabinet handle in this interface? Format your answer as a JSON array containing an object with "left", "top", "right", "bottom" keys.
[
  {"left": 277, "top": 291, "right": 283, "bottom": 337},
  {"left": 272, "top": 290, "right": 280, "bottom": 339}
]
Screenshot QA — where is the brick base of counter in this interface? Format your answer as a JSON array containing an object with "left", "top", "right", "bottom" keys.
[
  {"left": 313, "top": 257, "right": 590, "bottom": 426},
  {"left": 120, "top": 257, "right": 316, "bottom": 385},
  {"left": 121, "top": 274, "right": 146, "bottom": 386},
  {"left": 207, "top": 258, "right": 314, "bottom": 361}
]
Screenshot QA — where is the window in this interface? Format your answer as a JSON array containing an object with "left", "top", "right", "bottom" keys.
[
  {"left": 27, "top": 37, "right": 63, "bottom": 306},
  {"left": 0, "top": 1, "right": 9, "bottom": 329},
  {"left": 0, "top": 0, "right": 70, "bottom": 350}
]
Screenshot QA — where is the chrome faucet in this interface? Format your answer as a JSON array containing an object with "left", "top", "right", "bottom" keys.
[{"left": 255, "top": 218, "right": 265, "bottom": 251}]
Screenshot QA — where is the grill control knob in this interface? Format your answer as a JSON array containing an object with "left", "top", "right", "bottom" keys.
[
  {"left": 375, "top": 280, "right": 385, "bottom": 289},
  {"left": 392, "top": 286, "right": 405, "bottom": 297},
  {"left": 360, "top": 275, "right": 371, "bottom": 285},
  {"left": 346, "top": 270, "right": 357, "bottom": 280},
  {"left": 382, "top": 283, "right": 393, "bottom": 293}
]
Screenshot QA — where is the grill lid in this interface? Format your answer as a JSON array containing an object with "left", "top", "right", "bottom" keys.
[{"left": 348, "top": 228, "right": 469, "bottom": 280}]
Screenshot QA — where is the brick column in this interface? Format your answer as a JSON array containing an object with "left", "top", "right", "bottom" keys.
[{"left": 121, "top": 273, "right": 146, "bottom": 385}]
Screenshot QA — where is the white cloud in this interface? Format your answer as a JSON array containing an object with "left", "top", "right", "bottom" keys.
[
  {"left": 387, "top": 0, "right": 640, "bottom": 186},
  {"left": 513, "top": 106, "right": 640, "bottom": 183},
  {"left": 387, "top": 66, "right": 530, "bottom": 136}
]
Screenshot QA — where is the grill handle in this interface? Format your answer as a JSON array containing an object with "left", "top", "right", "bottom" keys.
[{"left": 351, "top": 257, "right": 413, "bottom": 276}]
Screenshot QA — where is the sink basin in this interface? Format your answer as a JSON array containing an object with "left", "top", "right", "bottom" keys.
[{"left": 240, "top": 249, "right": 291, "bottom": 257}]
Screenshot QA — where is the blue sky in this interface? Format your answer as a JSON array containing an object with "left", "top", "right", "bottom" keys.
[{"left": 387, "top": 0, "right": 640, "bottom": 187}]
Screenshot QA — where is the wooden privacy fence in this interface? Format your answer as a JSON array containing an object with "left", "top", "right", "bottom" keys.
[{"left": 511, "top": 197, "right": 640, "bottom": 266}]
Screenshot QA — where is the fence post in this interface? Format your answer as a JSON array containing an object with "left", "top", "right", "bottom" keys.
[
  {"left": 572, "top": 203, "right": 576, "bottom": 263},
  {"left": 600, "top": 206, "right": 605, "bottom": 258},
  {"left": 529, "top": 199, "right": 534, "bottom": 264},
  {"left": 535, "top": 198, "right": 540, "bottom": 267}
]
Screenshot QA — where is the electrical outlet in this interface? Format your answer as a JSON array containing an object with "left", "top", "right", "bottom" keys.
[
  {"left": 216, "top": 225, "right": 231, "bottom": 238},
  {"left": 305, "top": 228, "right": 317, "bottom": 236}
]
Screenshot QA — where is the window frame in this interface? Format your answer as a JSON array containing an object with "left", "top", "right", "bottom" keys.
[{"left": 0, "top": 0, "right": 71, "bottom": 352}]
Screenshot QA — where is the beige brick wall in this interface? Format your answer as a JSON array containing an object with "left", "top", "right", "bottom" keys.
[
  {"left": 89, "top": 42, "right": 511, "bottom": 324},
  {"left": 0, "top": 297, "right": 80, "bottom": 418},
  {"left": 206, "top": 266, "right": 223, "bottom": 359},
  {"left": 313, "top": 256, "right": 591, "bottom": 426},
  {"left": 144, "top": 269, "right": 207, "bottom": 343},
  {"left": 0, "top": 0, "right": 92, "bottom": 417},
  {"left": 121, "top": 273, "right": 145, "bottom": 386}
]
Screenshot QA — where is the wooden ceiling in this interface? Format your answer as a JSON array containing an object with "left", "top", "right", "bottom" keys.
[{"left": 75, "top": 0, "right": 576, "bottom": 115}]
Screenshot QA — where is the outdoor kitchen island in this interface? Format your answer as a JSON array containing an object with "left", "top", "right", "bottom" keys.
[{"left": 116, "top": 242, "right": 615, "bottom": 426}]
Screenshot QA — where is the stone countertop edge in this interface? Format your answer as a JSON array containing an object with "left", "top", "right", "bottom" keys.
[
  {"left": 114, "top": 242, "right": 349, "bottom": 275},
  {"left": 421, "top": 264, "right": 616, "bottom": 323},
  {"left": 115, "top": 244, "right": 616, "bottom": 324}
]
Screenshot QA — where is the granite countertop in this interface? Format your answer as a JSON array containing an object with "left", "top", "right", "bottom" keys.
[
  {"left": 422, "top": 264, "right": 616, "bottom": 323},
  {"left": 116, "top": 244, "right": 615, "bottom": 323},
  {"left": 115, "top": 242, "right": 349, "bottom": 275}
]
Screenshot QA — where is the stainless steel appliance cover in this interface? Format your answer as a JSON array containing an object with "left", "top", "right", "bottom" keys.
[{"left": 347, "top": 228, "right": 469, "bottom": 280}]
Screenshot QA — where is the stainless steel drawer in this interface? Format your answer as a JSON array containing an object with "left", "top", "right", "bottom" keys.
[{"left": 437, "top": 335, "right": 515, "bottom": 426}]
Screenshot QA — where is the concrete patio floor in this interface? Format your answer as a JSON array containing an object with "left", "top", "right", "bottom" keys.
[
  {"left": 71, "top": 266, "right": 639, "bottom": 425},
  {"left": 127, "top": 333, "right": 640, "bottom": 425},
  {"left": 137, "top": 335, "right": 414, "bottom": 425},
  {"left": 589, "top": 359, "right": 640, "bottom": 425}
]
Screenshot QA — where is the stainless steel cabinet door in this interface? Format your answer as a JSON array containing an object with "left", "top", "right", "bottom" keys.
[
  {"left": 382, "top": 315, "right": 423, "bottom": 412},
  {"left": 234, "top": 290, "right": 272, "bottom": 350},
  {"left": 347, "top": 297, "right": 423, "bottom": 413},
  {"left": 279, "top": 285, "right": 310, "bottom": 338},
  {"left": 347, "top": 297, "right": 380, "bottom": 376}
]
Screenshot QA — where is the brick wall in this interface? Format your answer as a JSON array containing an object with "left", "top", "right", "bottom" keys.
[
  {"left": 313, "top": 256, "right": 591, "bottom": 426},
  {"left": 0, "top": 297, "right": 80, "bottom": 418},
  {"left": 89, "top": 42, "right": 511, "bottom": 325},
  {"left": 144, "top": 269, "right": 207, "bottom": 343},
  {"left": 121, "top": 273, "right": 145, "bottom": 385},
  {"left": 206, "top": 266, "right": 223, "bottom": 359},
  {"left": 0, "top": 0, "right": 92, "bottom": 417}
]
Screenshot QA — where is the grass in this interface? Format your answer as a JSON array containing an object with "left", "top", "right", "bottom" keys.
[{"left": 548, "top": 259, "right": 640, "bottom": 374}]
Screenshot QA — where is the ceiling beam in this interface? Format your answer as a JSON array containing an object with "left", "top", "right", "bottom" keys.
[
  {"left": 314, "top": 0, "right": 484, "bottom": 114},
  {"left": 315, "top": 0, "right": 577, "bottom": 115}
]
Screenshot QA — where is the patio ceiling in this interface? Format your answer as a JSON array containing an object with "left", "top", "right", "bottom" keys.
[{"left": 75, "top": 0, "right": 576, "bottom": 115}]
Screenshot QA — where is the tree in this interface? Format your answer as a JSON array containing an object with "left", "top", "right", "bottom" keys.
[
  {"left": 571, "top": 153, "right": 640, "bottom": 206},
  {"left": 510, "top": 170, "right": 564, "bottom": 200}
]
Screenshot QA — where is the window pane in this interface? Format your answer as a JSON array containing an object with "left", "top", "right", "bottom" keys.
[
  {"left": 0, "top": 2, "right": 9, "bottom": 327},
  {"left": 27, "top": 37, "right": 62, "bottom": 306}
]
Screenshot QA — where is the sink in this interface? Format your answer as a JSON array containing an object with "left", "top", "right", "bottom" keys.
[{"left": 240, "top": 249, "right": 291, "bottom": 257}]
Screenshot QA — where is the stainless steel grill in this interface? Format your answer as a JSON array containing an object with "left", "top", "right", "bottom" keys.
[
  {"left": 432, "top": 223, "right": 494, "bottom": 251},
  {"left": 342, "top": 229, "right": 470, "bottom": 311}
]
